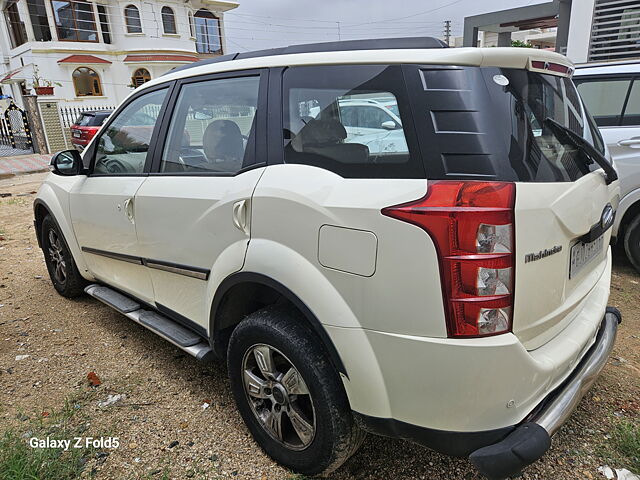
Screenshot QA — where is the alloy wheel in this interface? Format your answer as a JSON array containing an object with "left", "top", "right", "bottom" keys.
[
  {"left": 47, "top": 229, "right": 67, "bottom": 284},
  {"left": 242, "top": 344, "right": 316, "bottom": 451}
]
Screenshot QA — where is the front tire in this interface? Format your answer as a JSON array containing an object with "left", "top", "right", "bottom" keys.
[
  {"left": 41, "top": 215, "right": 87, "bottom": 298},
  {"left": 227, "top": 305, "right": 364, "bottom": 476},
  {"left": 624, "top": 214, "right": 640, "bottom": 273}
]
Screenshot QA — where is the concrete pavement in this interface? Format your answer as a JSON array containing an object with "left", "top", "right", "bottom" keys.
[{"left": 0, "top": 154, "right": 52, "bottom": 178}]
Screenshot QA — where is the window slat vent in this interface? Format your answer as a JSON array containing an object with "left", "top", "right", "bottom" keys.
[{"left": 588, "top": 0, "right": 640, "bottom": 62}]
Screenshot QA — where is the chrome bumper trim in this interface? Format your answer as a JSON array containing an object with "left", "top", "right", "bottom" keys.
[{"left": 532, "top": 311, "right": 618, "bottom": 436}]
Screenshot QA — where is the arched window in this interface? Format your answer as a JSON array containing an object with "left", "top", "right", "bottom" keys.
[
  {"left": 124, "top": 4, "right": 142, "bottom": 33},
  {"left": 194, "top": 9, "right": 222, "bottom": 54},
  {"left": 73, "top": 67, "right": 103, "bottom": 96},
  {"left": 161, "top": 6, "right": 176, "bottom": 34},
  {"left": 131, "top": 68, "right": 151, "bottom": 87}
]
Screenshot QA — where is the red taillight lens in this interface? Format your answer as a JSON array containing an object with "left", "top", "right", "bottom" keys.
[{"left": 382, "top": 181, "right": 515, "bottom": 338}]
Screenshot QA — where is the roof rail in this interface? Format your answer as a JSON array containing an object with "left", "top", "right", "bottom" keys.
[{"left": 166, "top": 37, "right": 448, "bottom": 76}]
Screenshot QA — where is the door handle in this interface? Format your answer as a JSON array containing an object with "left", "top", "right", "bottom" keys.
[
  {"left": 232, "top": 199, "right": 249, "bottom": 234},
  {"left": 618, "top": 137, "right": 640, "bottom": 147},
  {"left": 123, "top": 198, "right": 135, "bottom": 224}
]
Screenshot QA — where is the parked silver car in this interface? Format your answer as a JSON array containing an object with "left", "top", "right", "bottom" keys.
[{"left": 575, "top": 62, "right": 640, "bottom": 272}]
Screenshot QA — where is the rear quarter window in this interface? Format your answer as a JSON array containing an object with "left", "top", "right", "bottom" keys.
[
  {"left": 574, "top": 76, "right": 633, "bottom": 127},
  {"left": 282, "top": 65, "right": 425, "bottom": 179}
]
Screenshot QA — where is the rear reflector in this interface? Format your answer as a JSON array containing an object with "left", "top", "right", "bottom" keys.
[
  {"left": 531, "top": 60, "right": 571, "bottom": 75},
  {"left": 382, "top": 181, "right": 516, "bottom": 338}
]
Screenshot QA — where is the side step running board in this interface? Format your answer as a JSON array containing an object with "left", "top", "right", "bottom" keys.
[{"left": 85, "top": 284, "right": 213, "bottom": 362}]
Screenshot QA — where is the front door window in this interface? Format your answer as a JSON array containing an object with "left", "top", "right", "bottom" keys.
[{"left": 94, "top": 88, "right": 168, "bottom": 175}]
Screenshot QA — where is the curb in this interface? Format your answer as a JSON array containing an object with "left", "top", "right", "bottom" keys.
[{"left": 0, "top": 167, "right": 49, "bottom": 181}]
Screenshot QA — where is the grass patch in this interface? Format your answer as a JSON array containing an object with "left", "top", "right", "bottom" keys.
[
  {"left": 611, "top": 420, "right": 640, "bottom": 472},
  {"left": 0, "top": 393, "right": 99, "bottom": 480},
  {"left": 0, "top": 431, "right": 89, "bottom": 480}
]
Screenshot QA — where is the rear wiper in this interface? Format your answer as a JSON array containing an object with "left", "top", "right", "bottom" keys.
[{"left": 543, "top": 117, "right": 618, "bottom": 185}]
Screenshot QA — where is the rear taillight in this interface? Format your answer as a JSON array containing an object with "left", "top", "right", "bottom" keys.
[{"left": 382, "top": 181, "right": 515, "bottom": 338}]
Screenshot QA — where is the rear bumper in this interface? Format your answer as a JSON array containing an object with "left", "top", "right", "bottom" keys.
[
  {"left": 469, "top": 307, "right": 620, "bottom": 479},
  {"left": 355, "top": 308, "right": 620, "bottom": 479}
]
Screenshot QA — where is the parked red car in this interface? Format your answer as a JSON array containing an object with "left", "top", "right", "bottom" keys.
[{"left": 70, "top": 110, "right": 112, "bottom": 151}]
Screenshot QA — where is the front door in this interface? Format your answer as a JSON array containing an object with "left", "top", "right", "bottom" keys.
[
  {"left": 134, "top": 72, "right": 266, "bottom": 331},
  {"left": 70, "top": 86, "right": 171, "bottom": 304}
]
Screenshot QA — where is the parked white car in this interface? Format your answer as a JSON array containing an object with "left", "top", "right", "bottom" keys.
[
  {"left": 574, "top": 62, "right": 640, "bottom": 272},
  {"left": 34, "top": 38, "right": 621, "bottom": 480},
  {"left": 309, "top": 97, "right": 408, "bottom": 155}
]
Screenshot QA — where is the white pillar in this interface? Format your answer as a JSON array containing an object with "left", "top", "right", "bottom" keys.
[{"left": 566, "top": 0, "right": 596, "bottom": 64}]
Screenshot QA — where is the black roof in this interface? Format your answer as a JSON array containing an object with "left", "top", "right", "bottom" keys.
[{"left": 167, "top": 37, "right": 448, "bottom": 76}]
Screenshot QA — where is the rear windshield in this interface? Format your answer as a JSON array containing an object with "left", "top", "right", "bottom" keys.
[
  {"left": 404, "top": 65, "right": 606, "bottom": 182},
  {"left": 282, "top": 64, "right": 605, "bottom": 182},
  {"left": 75, "top": 113, "right": 109, "bottom": 127}
]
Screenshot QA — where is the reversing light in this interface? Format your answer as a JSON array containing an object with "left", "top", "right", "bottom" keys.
[{"left": 382, "top": 181, "right": 516, "bottom": 338}]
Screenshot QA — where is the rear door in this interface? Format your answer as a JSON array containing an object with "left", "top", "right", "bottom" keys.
[{"left": 134, "top": 70, "right": 267, "bottom": 333}]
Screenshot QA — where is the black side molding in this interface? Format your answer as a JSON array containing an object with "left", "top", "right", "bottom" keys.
[{"left": 81, "top": 247, "right": 210, "bottom": 280}]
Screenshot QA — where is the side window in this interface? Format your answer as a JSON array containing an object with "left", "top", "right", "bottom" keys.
[
  {"left": 622, "top": 79, "right": 640, "bottom": 126},
  {"left": 93, "top": 88, "right": 167, "bottom": 175},
  {"left": 160, "top": 76, "right": 259, "bottom": 174},
  {"left": 576, "top": 77, "right": 632, "bottom": 127},
  {"left": 283, "top": 65, "right": 422, "bottom": 179}
]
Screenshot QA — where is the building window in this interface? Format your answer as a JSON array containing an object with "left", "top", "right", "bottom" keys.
[
  {"left": 73, "top": 67, "right": 103, "bottom": 96},
  {"left": 194, "top": 9, "right": 222, "bottom": 54},
  {"left": 4, "top": 1, "right": 27, "bottom": 48},
  {"left": 27, "top": 0, "right": 52, "bottom": 41},
  {"left": 188, "top": 12, "right": 195, "bottom": 37},
  {"left": 124, "top": 4, "right": 142, "bottom": 33},
  {"left": 131, "top": 68, "right": 151, "bottom": 87},
  {"left": 161, "top": 6, "right": 176, "bottom": 34},
  {"left": 51, "top": 0, "right": 98, "bottom": 42},
  {"left": 96, "top": 5, "right": 111, "bottom": 44}
]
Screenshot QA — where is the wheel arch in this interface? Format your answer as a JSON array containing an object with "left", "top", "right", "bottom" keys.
[
  {"left": 614, "top": 188, "right": 640, "bottom": 242},
  {"left": 209, "top": 272, "right": 348, "bottom": 377},
  {"left": 32, "top": 196, "right": 93, "bottom": 280}
]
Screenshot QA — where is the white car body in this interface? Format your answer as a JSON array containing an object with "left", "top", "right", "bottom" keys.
[{"left": 34, "top": 41, "right": 621, "bottom": 479}]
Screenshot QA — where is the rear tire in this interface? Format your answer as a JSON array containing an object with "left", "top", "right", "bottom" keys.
[
  {"left": 41, "top": 215, "right": 87, "bottom": 298},
  {"left": 227, "top": 305, "right": 364, "bottom": 476},
  {"left": 624, "top": 214, "right": 640, "bottom": 273}
]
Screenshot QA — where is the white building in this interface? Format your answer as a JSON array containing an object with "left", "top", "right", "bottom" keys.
[
  {"left": 463, "top": 0, "right": 640, "bottom": 65},
  {"left": 0, "top": 0, "right": 238, "bottom": 107}
]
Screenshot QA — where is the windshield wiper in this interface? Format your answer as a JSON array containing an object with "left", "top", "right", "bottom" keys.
[{"left": 543, "top": 117, "right": 618, "bottom": 185}]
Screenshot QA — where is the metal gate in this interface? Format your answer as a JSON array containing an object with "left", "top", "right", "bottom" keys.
[{"left": 0, "top": 102, "right": 34, "bottom": 157}]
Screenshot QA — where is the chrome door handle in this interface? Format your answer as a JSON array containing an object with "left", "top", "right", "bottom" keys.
[
  {"left": 123, "top": 198, "right": 135, "bottom": 224},
  {"left": 232, "top": 199, "right": 249, "bottom": 234},
  {"left": 618, "top": 137, "right": 640, "bottom": 147}
]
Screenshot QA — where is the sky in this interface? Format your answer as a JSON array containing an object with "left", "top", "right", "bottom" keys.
[{"left": 223, "top": 0, "right": 549, "bottom": 52}]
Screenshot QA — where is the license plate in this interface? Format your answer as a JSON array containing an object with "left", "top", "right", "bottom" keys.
[
  {"left": 569, "top": 236, "right": 604, "bottom": 279},
  {"left": 72, "top": 131, "right": 81, "bottom": 138}
]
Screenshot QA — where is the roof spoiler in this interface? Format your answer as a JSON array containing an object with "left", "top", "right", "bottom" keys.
[{"left": 165, "top": 36, "right": 449, "bottom": 76}]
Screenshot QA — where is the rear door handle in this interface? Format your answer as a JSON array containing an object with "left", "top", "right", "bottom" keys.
[
  {"left": 232, "top": 199, "right": 249, "bottom": 234},
  {"left": 123, "top": 198, "right": 135, "bottom": 224},
  {"left": 618, "top": 137, "right": 640, "bottom": 147}
]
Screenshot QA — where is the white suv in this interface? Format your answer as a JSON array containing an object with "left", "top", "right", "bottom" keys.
[{"left": 34, "top": 38, "right": 622, "bottom": 479}]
